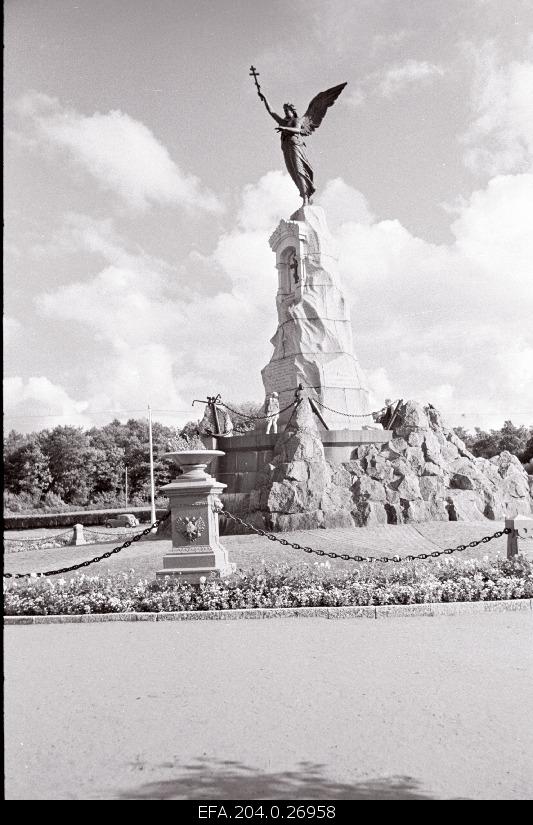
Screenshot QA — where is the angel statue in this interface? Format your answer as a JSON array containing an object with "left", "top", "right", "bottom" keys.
[{"left": 250, "top": 67, "right": 347, "bottom": 205}]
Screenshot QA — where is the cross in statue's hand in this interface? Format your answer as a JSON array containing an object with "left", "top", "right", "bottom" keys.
[{"left": 249, "top": 65, "right": 262, "bottom": 97}]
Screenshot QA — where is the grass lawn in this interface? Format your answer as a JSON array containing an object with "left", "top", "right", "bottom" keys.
[{"left": 3, "top": 520, "right": 514, "bottom": 582}]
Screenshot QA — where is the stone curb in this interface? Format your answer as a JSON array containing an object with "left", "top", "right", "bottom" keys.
[{"left": 3, "top": 598, "right": 532, "bottom": 624}]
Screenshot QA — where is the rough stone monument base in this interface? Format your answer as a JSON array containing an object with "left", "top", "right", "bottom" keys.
[
  {"left": 208, "top": 400, "right": 533, "bottom": 531},
  {"left": 203, "top": 428, "right": 392, "bottom": 494}
]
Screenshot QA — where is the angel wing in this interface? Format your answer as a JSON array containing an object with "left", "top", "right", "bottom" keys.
[{"left": 300, "top": 83, "right": 347, "bottom": 136}]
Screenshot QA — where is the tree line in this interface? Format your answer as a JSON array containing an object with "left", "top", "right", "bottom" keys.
[
  {"left": 3, "top": 415, "right": 532, "bottom": 514},
  {"left": 453, "top": 420, "right": 532, "bottom": 464},
  {"left": 3, "top": 404, "right": 260, "bottom": 514}
]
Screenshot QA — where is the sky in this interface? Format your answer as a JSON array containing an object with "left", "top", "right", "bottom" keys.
[{"left": 4, "top": 0, "right": 533, "bottom": 435}]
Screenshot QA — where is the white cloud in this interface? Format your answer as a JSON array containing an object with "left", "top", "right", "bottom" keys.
[
  {"left": 462, "top": 44, "right": 533, "bottom": 175},
  {"left": 451, "top": 173, "right": 533, "bottom": 284},
  {"left": 345, "top": 88, "right": 366, "bottom": 108},
  {"left": 378, "top": 60, "right": 444, "bottom": 97},
  {"left": 14, "top": 92, "right": 223, "bottom": 212},
  {"left": 317, "top": 178, "right": 374, "bottom": 229},
  {"left": 26, "top": 169, "right": 533, "bottom": 433},
  {"left": 32, "top": 205, "right": 278, "bottom": 424},
  {"left": 345, "top": 59, "right": 444, "bottom": 107},
  {"left": 334, "top": 172, "right": 533, "bottom": 428},
  {"left": 365, "top": 366, "right": 394, "bottom": 408},
  {"left": 4, "top": 376, "right": 91, "bottom": 430},
  {"left": 235, "top": 170, "right": 297, "bottom": 232}
]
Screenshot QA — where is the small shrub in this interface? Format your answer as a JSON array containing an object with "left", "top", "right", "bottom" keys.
[
  {"left": 40, "top": 491, "right": 71, "bottom": 513},
  {"left": 4, "top": 556, "right": 532, "bottom": 616},
  {"left": 3, "top": 490, "right": 37, "bottom": 514}
]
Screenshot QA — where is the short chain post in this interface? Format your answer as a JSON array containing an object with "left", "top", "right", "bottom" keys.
[
  {"left": 73, "top": 524, "right": 86, "bottom": 546},
  {"left": 505, "top": 517, "right": 518, "bottom": 558},
  {"left": 505, "top": 516, "right": 533, "bottom": 558}
]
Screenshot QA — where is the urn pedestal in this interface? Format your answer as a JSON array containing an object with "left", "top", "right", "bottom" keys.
[{"left": 156, "top": 451, "right": 235, "bottom": 584}]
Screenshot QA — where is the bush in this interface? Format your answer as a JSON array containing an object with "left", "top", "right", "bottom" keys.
[
  {"left": 4, "top": 556, "right": 532, "bottom": 615},
  {"left": 40, "top": 491, "right": 72, "bottom": 513},
  {"left": 87, "top": 492, "right": 128, "bottom": 510},
  {"left": 3, "top": 490, "right": 37, "bottom": 513}
]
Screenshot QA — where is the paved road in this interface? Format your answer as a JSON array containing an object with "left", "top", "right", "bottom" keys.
[{"left": 5, "top": 612, "right": 533, "bottom": 800}]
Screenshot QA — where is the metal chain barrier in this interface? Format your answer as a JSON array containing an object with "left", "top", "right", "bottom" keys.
[
  {"left": 218, "top": 400, "right": 295, "bottom": 421},
  {"left": 312, "top": 398, "right": 377, "bottom": 420},
  {"left": 219, "top": 395, "right": 381, "bottom": 423},
  {"left": 83, "top": 527, "right": 141, "bottom": 541},
  {"left": 3, "top": 512, "right": 170, "bottom": 579},
  {"left": 4, "top": 529, "right": 74, "bottom": 547},
  {"left": 221, "top": 509, "right": 511, "bottom": 563}
]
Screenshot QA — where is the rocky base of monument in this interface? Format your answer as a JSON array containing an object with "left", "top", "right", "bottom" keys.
[{"left": 229, "top": 400, "right": 533, "bottom": 531}]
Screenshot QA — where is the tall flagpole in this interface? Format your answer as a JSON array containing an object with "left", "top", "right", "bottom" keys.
[{"left": 148, "top": 404, "right": 156, "bottom": 527}]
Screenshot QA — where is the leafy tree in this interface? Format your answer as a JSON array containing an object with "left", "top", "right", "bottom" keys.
[
  {"left": 4, "top": 436, "right": 52, "bottom": 502},
  {"left": 453, "top": 421, "right": 532, "bottom": 460},
  {"left": 467, "top": 427, "right": 499, "bottom": 458},
  {"left": 97, "top": 418, "right": 177, "bottom": 500},
  {"left": 39, "top": 426, "right": 95, "bottom": 505},
  {"left": 452, "top": 426, "right": 475, "bottom": 450},
  {"left": 223, "top": 400, "right": 264, "bottom": 434},
  {"left": 178, "top": 418, "right": 206, "bottom": 445},
  {"left": 498, "top": 420, "right": 531, "bottom": 456},
  {"left": 521, "top": 435, "right": 533, "bottom": 465},
  {"left": 87, "top": 427, "right": 126, "bottom": 499},
  {"left": 4, "top": 429, "right": 27, "bottom": 454}
]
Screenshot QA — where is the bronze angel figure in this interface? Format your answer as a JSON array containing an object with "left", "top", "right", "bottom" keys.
[{"left": 257, "top": 81, "right": 347, "bottom": 205}]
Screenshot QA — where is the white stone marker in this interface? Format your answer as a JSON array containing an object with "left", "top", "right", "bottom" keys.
[{"left": 156, "top": 450, "right": 235, "bottom": 584}]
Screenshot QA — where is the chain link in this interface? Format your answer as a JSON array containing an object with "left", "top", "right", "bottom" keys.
[
  {"left": 4, "top": 529, "right": 74, "bottom": 546},
  {"left": 218, "top": 392, "right": 384, "bottom": 424},
  {"left": 218, "top": 400, "right": 295, "bottom": 421},
  {"left": 311, "top": 398, "right": 377, "bottom": 419},
  {"left": 83, "top": 526, "right": 141, "bottom": 540},
  {"left": 220, "top": 510, "right": 511, "bottom": 564},
  {"left": 4, "top": 505, "right": 516, "bottom": 578},
  {"left": 3, "top": 512, "right": 170, "bottom": 579}
]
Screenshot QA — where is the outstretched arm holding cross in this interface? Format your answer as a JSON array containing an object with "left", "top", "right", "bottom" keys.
[
  {"left": 261, "top": 96, "right": 285, "bottom": 126},
  {"left": 250, "top": 65, "right": 284, "bottom": 125}
]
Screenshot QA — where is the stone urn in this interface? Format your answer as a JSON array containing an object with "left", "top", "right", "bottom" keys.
[{"left": 163, "top": 449, "right": 224, "bottom": 483}]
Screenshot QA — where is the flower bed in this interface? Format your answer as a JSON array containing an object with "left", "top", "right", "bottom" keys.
[{"left": 3, "top": 556, "right": 532, "bottom": 616}]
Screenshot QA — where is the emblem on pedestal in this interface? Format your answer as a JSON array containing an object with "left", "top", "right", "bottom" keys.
[{"left": 176, "top": 515, "right": 206, "bottom": 542}]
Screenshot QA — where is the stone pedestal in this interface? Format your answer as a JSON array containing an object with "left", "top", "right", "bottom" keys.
[
  {"left": 262, "top": 205, "right": 373, "bottom": 429},
  {"left": 156, "top": 451, "right": 235, "bottom": 584}
]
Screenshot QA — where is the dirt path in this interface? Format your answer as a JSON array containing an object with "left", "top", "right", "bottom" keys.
[{"left": 5, "top": 612, "right": 533, "bottom": 800}]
